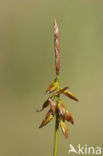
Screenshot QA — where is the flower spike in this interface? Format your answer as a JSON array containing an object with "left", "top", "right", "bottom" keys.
[
  {"left": 54, "top": 19, "right": 60, "bottom": 75},
  {"left": 38, "top": 20, "right": 79, "bottom": 155}
]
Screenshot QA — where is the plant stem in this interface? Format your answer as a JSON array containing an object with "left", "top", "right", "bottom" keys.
[{"left": 53, "top": 76, "right": 60, "bottom": 156}]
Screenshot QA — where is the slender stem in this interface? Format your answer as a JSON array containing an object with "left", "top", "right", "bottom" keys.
[
  {"left": 53, "top": 76, "right": 60, "bottom": 156},
  {"left": 53, "top": 110, "right": 59, "bottom": 156}
]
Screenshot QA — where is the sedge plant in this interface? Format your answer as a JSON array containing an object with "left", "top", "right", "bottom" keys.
[{"left": 37, "top": 19, "right": 79, "bottom": 156}]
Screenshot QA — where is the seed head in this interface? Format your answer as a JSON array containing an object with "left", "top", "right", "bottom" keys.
[{"left": 37, "top": 20, "right": 79, "bottom": 140}]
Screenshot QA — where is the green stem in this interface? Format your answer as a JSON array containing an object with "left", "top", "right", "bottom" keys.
[{"left": 53, "top": 76, "right": 60, "bottom": 156}]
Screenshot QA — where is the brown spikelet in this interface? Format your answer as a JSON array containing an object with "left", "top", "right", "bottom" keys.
[
  {"left": 46, "top": 81, "right": 58, "bottom": 94},
  {"left": 60, "top": 120, "right": 68, "bottom": 139},
  {"left": 58, "top": 100, "right": 66, "bottom": 118},
  {"left": 37, "top": 99, "right": 49, "bottom": 112},
  {"left": 39, "top": 110, "right": 54, "bottom": 128},
  {"left": 54, "top": 19, "right": 60, "bottom": 75},
  {"left": 49, "top": 98, "right": 57, "bottom": 115},
  {"left": 65, "top": 110, "right": 74, "bottom": 124},
  {"left": 64, "top": 90, "right": 79, "bottom": 102},
  {"left": 55, "top": 87, "right": 69, "bottom": 96}
]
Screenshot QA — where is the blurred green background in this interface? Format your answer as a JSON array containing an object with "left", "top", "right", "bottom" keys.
[{"left": 0, "top": 0, "right": 103, "bottom": 156}]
